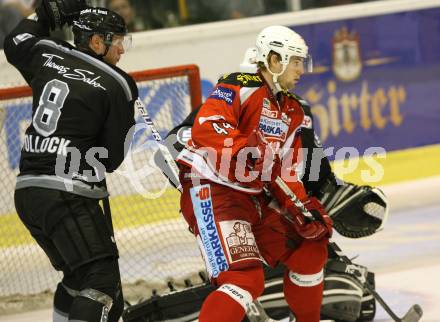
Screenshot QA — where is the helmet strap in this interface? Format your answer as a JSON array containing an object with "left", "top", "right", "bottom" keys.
[
  {"left": 102, "top": 44, "right": 110, "bottom": 57},
  {"left": 101, "top": 33, "right": 114, "bottom": 58},
  {"left": 272, "top": 73, "right": 283, "bottom": 93},
  {"left": 78, "top": 33, "right": 111, "bottom": 60},
  {"left": 264, "top": 60, "right": 288, "bottom": 93}
]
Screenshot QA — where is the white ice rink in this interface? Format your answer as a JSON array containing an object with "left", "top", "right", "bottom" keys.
[{"left": 1, "top": 177, "right": 439, "bottom": 322}]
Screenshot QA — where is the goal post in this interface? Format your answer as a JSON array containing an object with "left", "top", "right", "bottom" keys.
[
  {"left": 130, "top": 64, "right": 202, "bottom": 111},
  {"left": 0, "top": 64, "right": 205, "bottom": 314}
]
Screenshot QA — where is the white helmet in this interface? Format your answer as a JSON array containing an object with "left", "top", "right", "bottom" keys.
[
  {"left": 239, "top": 47, "right": 258, "bottom": 73},
  {"left": 255, "top": 26, "right": 312, "bottom": 90}
]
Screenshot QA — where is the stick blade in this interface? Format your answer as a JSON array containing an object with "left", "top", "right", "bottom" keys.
[{"left": 402, "top": 304, "right": 423, "bottom": 322}]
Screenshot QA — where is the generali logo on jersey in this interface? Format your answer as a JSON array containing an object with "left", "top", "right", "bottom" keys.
[{"left": 220, "top": 220, "right": 259, "bottom": 262}]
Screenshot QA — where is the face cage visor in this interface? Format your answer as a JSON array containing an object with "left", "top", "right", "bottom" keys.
[
  {"left": 293, "top": 54, "right": 313, "bottom": 74},
  {"left": 109, "top": 34, "right": 133, "bottom": 52},
  {"left": 271, "top": 52, "right": 313, "bottom": 75}
]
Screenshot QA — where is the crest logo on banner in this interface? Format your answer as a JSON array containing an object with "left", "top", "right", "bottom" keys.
[{"left": 332, "top": 27, "right": 362, "bottom": 82}]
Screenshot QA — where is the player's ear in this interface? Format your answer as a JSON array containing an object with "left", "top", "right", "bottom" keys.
[
  {"left": 268, "top": 52, "right": 281, "bottom": 70},
  {"left": 89, "top": 34, "right": 104, "bottom": 54}
]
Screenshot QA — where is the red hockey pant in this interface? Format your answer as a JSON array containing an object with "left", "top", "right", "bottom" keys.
[{"left": 180, "top": 180, "right": 328, "bottom": 322}]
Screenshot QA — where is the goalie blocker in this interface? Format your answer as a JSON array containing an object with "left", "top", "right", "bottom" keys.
[
  {"left": 317, "top": 178, "right": 389, "bottom": 239},
  {"left": 123, "top": 256, "right": 376, "bottom": 322}
]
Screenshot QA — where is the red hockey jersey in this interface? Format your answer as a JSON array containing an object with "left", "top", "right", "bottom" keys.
[{"left": 177, "top": 72, "right": 307, "bottom": 199}]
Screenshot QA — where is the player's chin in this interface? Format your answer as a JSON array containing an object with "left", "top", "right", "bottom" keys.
[
  {"left": 288, "top": 82, "right": 297, "bottom": 90},
  {"left": 290, "top": 79, "right": 300, "bottom": 88},
  {"left": 112, "top": 57, "right": 120, "bottom": 65}
]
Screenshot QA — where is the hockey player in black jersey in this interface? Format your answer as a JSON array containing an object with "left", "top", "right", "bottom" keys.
[{"left": 4, "top": 1, "right": 139, "bottom": 321}]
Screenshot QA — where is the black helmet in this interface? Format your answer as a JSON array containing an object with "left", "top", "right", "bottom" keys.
[{"left": 72, "top": 7, "right": 128, "bottom": 49}]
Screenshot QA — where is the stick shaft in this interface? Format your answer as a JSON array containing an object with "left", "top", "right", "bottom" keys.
[
  {"left": 136, "top": 101, "right": 182, "bottom": 192},
  {"left": 274, "top": 177, "right": 314, "bottom": 219},
  {"left": 365, "top": 283, "right": 402, "bottom": 321}
]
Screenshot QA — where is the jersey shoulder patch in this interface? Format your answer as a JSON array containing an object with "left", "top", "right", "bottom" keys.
[{"left": 218, "top": 72, "right": 263, "bottom": 87}]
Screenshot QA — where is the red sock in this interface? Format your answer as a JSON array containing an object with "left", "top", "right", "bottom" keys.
[
  {"left": 284, "top": 270, "right": 324, "bottom": 322},
  {"left": 198, "top": 289, "right": 246, "bottom": 322}
]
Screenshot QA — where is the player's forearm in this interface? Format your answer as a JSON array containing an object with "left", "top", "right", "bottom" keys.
[{"left": 3, "top": 17, "right": 48, "bottom": 78}]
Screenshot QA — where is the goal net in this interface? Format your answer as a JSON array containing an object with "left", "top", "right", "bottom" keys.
[{"left": 0, "top": 65, "right": 205, "bottom": 314}]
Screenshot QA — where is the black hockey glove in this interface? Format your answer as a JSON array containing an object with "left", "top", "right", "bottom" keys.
[
  {"left": 36, "top": 0, "right": 90, "bottom": 30},
  {"left": 317, "top": 178, "right": 389, "bottom": 238}
]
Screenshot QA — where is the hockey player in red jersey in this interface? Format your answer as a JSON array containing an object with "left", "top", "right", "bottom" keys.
[{"left": 177, "top": 26, "right": 333, "bottom": 322}]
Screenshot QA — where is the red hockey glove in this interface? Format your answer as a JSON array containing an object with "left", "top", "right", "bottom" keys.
[
  {"left": 246, "top": 130, "right": 280, "bottom": 183},
  {"left": 284, "top": 197, "right": 333, "bottom": 241}
]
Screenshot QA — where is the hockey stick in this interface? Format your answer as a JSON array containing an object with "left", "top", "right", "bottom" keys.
[
  {"left": 135, "top": 100, "right": 182, "bottom": 191},
  {"left": 273, "top": 177, "right": 423, "bottom": 322}
]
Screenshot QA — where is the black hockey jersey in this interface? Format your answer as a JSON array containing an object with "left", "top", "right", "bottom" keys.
[{"left": 4, "top": 18, "right": 137, "bottom": 198}]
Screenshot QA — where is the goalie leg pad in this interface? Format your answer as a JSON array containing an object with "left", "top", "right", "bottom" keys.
[
  {"left": 321, "top": 273, "right": 363, "bottom": 322},
  {"left": 321, "top": 259, "right": 374, "bottom": 322},
  {"left": 358, "top": 272, "right": 376, "bottom": 322}
]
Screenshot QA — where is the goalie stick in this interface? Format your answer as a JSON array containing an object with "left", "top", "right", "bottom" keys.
[
  {"left": 273, "top": 177, "right": 423, "bottom": 322},
  {"left": 328, "top": 243, "right": 423, "bottom": 322}
]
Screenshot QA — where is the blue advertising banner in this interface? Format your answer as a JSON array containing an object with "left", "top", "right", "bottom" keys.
[
  {"left": 290, "top": 8, "right": 440, "bottom": 156},
  {"left": 3, "top": 7, "right": 440, "bottom": 170}
]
